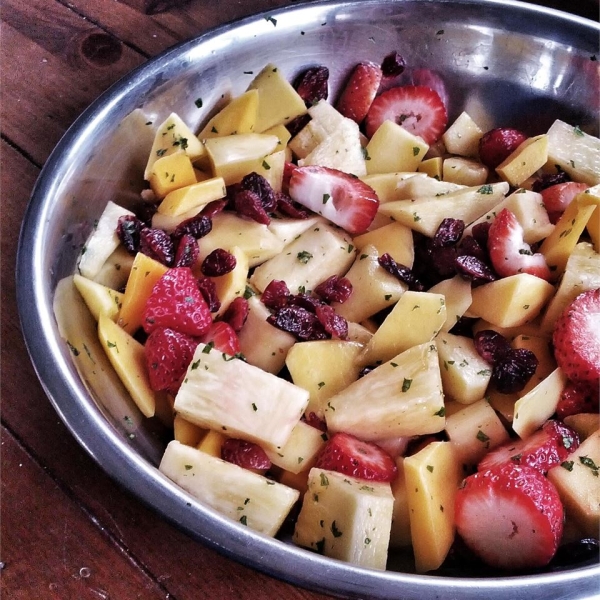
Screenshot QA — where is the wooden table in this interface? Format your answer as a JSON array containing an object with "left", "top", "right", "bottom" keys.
[{"left": 1, "top": 1, "right": 597, "bottom": 599}]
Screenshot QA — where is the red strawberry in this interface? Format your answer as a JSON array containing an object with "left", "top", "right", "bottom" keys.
[
  {"left": 407, "top": 68, "right": 449, "bottom": 111},
  {"left": 315, "top": 432, "right": 398, "bottom": 482},
  {"left": 288, "top": 165, "right": 379, "bottom": 235},
  {"left": 145, "top": 327, "right": 199, "bottom": 395},
  {"left": 336, "top": 62, "right": 383, "bottom": 124},
  {"left": 221, "top": 438, "right": 271, "bottom": 471},
  {"left": 487, "top": 208, "right": 551, "bottom": 280},
  {"left": 143, "top": 267, "right": 212, "bottom": 336},
  {"left": 553, "top": 288, "right": 600, "bottom": 383},
  {"left": 541, "top": 182, "right": 588, "bottom": 224},
  {"left": 364, "top": 85, "right": 447, "bottom": 143},
  {"left": 479, "top": 127, "right": 528, "bottom": 169},
  {"left": 455, "top": 464, "right": 564, "bottom": 570},
  {"left": 478, "top": 420, "right": 580, "bottom": 474},
  {"left": 199, "top": 321, "right": 240, "bottom": 356},
  {"left": 556, "top": 379, "right": 600, "bottom": 419}
]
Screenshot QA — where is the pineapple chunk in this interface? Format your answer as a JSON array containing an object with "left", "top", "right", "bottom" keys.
[
  {"left": 511, "top": 334, "right": 556, "bottom": 396},
  {"left": 378, "top": 182, "right": 509, "bottom": 237},
  {"left": 148, "top": 152, "right": 197, "bottom": 198},
  {"left": 73, "top": 274, "right": 123, "bottom": 322},
  {"left": 581, "top": 185, "right": 600, "bottom": 251},
  {"left": 428, "top": 275, "right": 472, "bottom": 332},
  {"left": 360, "top": 172, "right": 425, "bottom": 203},
  {"left": 332, "top": 244, "right": 406, "bottom": 323},
  {"left": 285, "top": 340, "right": 363, "bottom": 419},
  {"left": 496, "top": 135, "right": 548, "bottom": 186},
  {"left": 404, "top": 441, "right": 461, "bottom": 573},
  {"left": 211, "top": 246, "right": 249, "bottom": 316},
  {"left": 174, "top": 343, "right": 309, "bottom": 451},
  {"left": 157, "top": 177, "right": 226, "bottom": 217},
  {"left": 353, "top": 221, "right": 414, "bottom": 268},
  {"left": 546, "top": 119, "right": 600, "bottom": 185},
  {"left": 512, "top": 368, "right": 568, "bottom": 439},
  {"left": 78, "top": 200, "right": 135, "bottom": 280},
  {"left": 117, "top": 253, "right": 168, "bottom": 335},
  {"left": 198, "top": 89, "right": 259, "bottom": 138},
  {"left": 267, "top": 215, "right": 323, "bottom": 247},
  {"left": 417, "top": 157, "right": 443, "bottom": 180},
  {"left": 547, "top": 431, "right": 600, "bottom": 537},
  {"left": 469, "top": 273, "right": 554, "bottom": 328},
  {"left": 253, "top": 149, "right": 286, "bottom": 192},
  {"left": 293, "top": 468, "right": 394, "bottom": 570},
  {"left": 365, "top": 120, "right": 428, "bottom": 174},
  {"left": 250, "top": 222, "right": 355, "bottom": 294},
  {"left": 445, "top": 398, "right": 510, "bottom": 470},
  {"left": 264, "top": 421, "right": 326, "bottom": 474},
  {"left": 358, "top": 291, "right": 446, "bottom": 366},
  {"left": 436, "top": 332, "right": 492, "bottom": 405},
  {"left": 442, "top": 111, "right": 483, "bottom": 157},
  {"left": 442, "top": 157, "right": 488, "bottom": 186},
  {"left": 391, "top": 174, "right": 465, "bottom": 200},
  {"left": 160, "top": 440, "right": 299, "bottom": 536},
  {"left": 325, "top": 342, "right": 445, "bottom": 442},
  {"left": 389, "top": 459, "right": 412, "bottom": 548},
  {"left": 92, "top": 245, "right": 135, "bottom": 290},
  {"left": 98, "top": 314, "right": 155, "bottom": 418}
]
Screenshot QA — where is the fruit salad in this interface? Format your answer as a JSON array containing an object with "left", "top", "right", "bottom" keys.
[{"left": 67, "top": 55, "right": 600, "bottom": 575}]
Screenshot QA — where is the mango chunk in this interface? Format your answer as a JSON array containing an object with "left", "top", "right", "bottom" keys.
[
  {"left": 198, "top": 89, "right": 259, "bottom": 138},
  {"left": 496, "top": 135, "right": 548, "bottom": 186}
]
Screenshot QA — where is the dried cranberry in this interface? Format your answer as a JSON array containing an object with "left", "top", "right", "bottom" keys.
[
  {"left": 262, "top": 280, "right": 291, "bottom": 310},
  {"left": 381, "top": 51, "right": 406, "bottom": 77},
  {"left": 200, "top": 199, "right": 228, "bottom": 218},
  {"left": 449, "top": 316, "right": 477, "bottom": 338},
  {"left": 117, "top": 215, "right": 143, "bottom": 254},
  {"left": 455, "top": 254, "right": 496, "bottom": 283},
  {"left": 473, "top": 330, "right": 512, "bottom": 365},
  {"left": 275, "top": 192, "right": 312, "bottom": 219},
  {"left": 139, "top": 227, "right": 174, "bottom": 266},
  {"left": 201, "top": 248, "right": 237, "bottom": 277},
  {"left": 316, "top": 304, "right": 348, "bottom": 339},
  {"left": 173, "top": 233, "right": 199, "bottom": 267},
  {"left": 471, "top": 222, "right": 491, "bottom": 249},
  {"left": 457, "top": 235, "right": 488, "bottom": 263},
  {"left": 240, "top": 172, "right": 277, "bottom": 213},
  {"left": 197, "top": 276, "right": 221, "bottom": 312},
  {"left": 294, "top": 65, "right": 329, "bottom": 106},
  {"left": 221, "top": 438, "right": 271, "bottom": 470},
  {"left": 492, "top": 348, "right": 538, "bottom": 394},
  {"left": 221, "top": 297, "right": 249, "bottom": 332},
  {"left": 531, "top": 171, "right": 571, "bottom": 193},
  {"left": 233, "top": 189, "right": 270, "bottom": 225},
  {"left": 428, "top": 245, "right": 458, "bottom": 279},
  {"left": 378, "top": 253, "right": 424, "bottom": 291},
  {"left": 132, "top": 201, "right": 158, "bottom": 226},
  {"left": 286, "top": 113, "right": 312, "bottom": 138},
  {"left": 287, "top": 293, "right": 322, "bottom": 313},
  {"left": 304, "top": 412, "right": 327, "bottom": 432},
  {"left": 314, "top": 275, "right": 353, "bottom": 304},
  {"left": 173, "top": 214, "right": 212, "bottom": 240},
  {"left": 267, "top": 305, "right": 328, "bottom": 341},
  {"left": 432, "top": 218, "right": 464, "bottom": 248}
]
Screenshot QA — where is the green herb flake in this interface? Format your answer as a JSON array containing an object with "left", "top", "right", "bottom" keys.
[
  {"left": 315, "top": 538, "right": 326, "bottom": 554},
  {"left": 252, "top": 402, "right": 258, "bottom": 412},
  {"left": 579, "top": 455, "right": 599, "bottom": 476},
  {"left": 202, "top": 341, "right": 215, "bottom": 354},
  {"left": 190, "top": 359, "right": 201, "bottom": 370},
  {"left": 262, "top": 160, "right": 271, "bottom": 170},
  {"left": 426, "top": 465, "right": 434, "bottom": 473},
  {"left": 476, "top": 430, "right": 490, "bottom": 443},
  {"left": 331, "top": 521, "right": 343, "bottom": 538},
  {"left": 434, "top": 407, "right": 445, "bottom": 417},
  {"left": 239, "top": 515, "right": 248, "bottom": 526},
  {"left": 184, "top": 464, "right": 193, "bottom": 471},
  {"left": 322, "top": 193, "right": 331, "bottom": 204},
  {"left": 265, "top": 16, "right": 277, "bottom": 26},
  {"left": 561, "top": 460, "right": 574, "bottom": 472},
  {"left": 194, "top": 98, "right": 203, "bottom": 108},
  {"left": 297, "top": 250, "right": 313, "bottom": 264},
  {"left": 320, "top": 473, "right": 330, "bottom": 487},
  {"left": 477, "top": 184, "right": 493, "bottom": 195},
  {"left": 402, "top": 378, "right": 412, "bottom": 392},
  {"left": 573, "top": 125, "right": 584, "bottom": 137},
  {"left": 413, "top": 146, "right": 421, "bottom": 156}
]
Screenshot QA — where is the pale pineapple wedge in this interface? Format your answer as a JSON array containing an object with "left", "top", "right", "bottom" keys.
[
  {"left": 174, "top": 343, "right": 309, "bottom": 451},
  {"left": 378, "top": 182, "right": 508, "bottom": 237},
  {"left": 73, "top": 274, "right": 123, "bottom": 322},
  {"left": 293, "top": 468, "right": 394, "bottom": 570},
  {"left": 160, "top": 440, "right": 299, "bottom": 537},
  {"left": 325, "top": 342, "right": 445, "bottom": 442}
]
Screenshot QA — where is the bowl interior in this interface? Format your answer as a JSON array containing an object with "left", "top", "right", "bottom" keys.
[{"left": 18, "top": 1, "right": 600, "bottom": 598}]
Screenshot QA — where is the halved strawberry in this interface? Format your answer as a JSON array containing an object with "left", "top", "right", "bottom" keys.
[
  {"left": 315, "top": 432, "right": 398, "bottom": 482},
  {"left": 198, "top": 321, "right": 240, "bottom": 356},
  {"left": 364, "top": 85, "right": 447, "bottom": 143},
  {"left": 288, "top": 165, "right": 379, "bottom": 235},
  {"left": 143, "top": 267, "right": 212, "bottom": 336},
  {"left": 336, "top": 61, "right": 383, "bottom": 124},
  {"left": 455, "top": 464, "right": 564, "bottom": 570},
  {"left": 407, "top": 68, "right": 449, "bottom": 111},
  {"left": 478, "top": 127, "right": 528, "bottom": 169},
  {"left": 556, "top": 379, "right": 600, "bottom": 419},
  {"left": 487, "top": 208, "right": 551, "bottom": 280},
  {"left": 553, "top": 288, "right": 600, "bottom": 383},
  {"left": 541, "top": 182, "right": 588, "bottom": 224},
  {"left": 145, "top": 327, "right": 199, "bottom": 395},
  {"left": 478, "top": 420, "right": 580, "bottom": 474},
  {"left": 221, "top": 438, "right": 271, "bottom": 471}
]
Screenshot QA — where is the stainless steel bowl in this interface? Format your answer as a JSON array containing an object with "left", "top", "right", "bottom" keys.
[{"left": 17, "top": 1, "right": 600, "bottom": 598}]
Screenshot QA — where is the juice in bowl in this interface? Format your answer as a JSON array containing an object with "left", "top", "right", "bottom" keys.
[{"left": 18, "top": 1, "right": 600, "bottom": 598}]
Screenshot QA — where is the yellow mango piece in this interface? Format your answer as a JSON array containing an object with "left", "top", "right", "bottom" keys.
[
  {"left": 253, "top": 148, "right": 286, "bottom": 192},
  {"left": 73, "top": 274, "right": 123, "bottom": 322},
  {"left": 98, "top": 314, "right": 155, "bottom": 418},
  {"left": 148, "top": 151, "right": 197, "bottom": 198},
  {"left": 117, "top": 253, "right": 169, "bottom": 335},
  {"left": 496, "top": 135, "right": 549, "bottom": 186},
  {"left": 353, "top": 221, "right": 414, "bottom": 268},
  {"left": 404, "top": 441, "right": 461, "bottom": 573},
  {"left": 278, "top": 467, "right": 310, "bottom": 495},
  {"left": 469, "top": 273, "right": 554, "bottom": 328},
  {"left": 198, "top": 89, "right": 259, "bottom": 138},
  {"left": 211, "top": 245, "right": 249, "bottom": 316},
  {"left": 417, "top": 157, "right": 443, "bottom": 179},
  {"left": 365, "top": 120, "right": 428, "bottom": 174},
  {"left": 157, "top": 177, "right": 226, "bottom": 217},
  {"left": 360, "top": 172, "right": 425, "bottom": 203},
  {"left": 173, "top": 414, "right": 207, "bottom": 447},
  {"left": 579, "top": 185, "right": 600, "bottom": 251},
  {"left": 247, "top": 63, "right": 307, "bottom": 132},
  {"left": 262, "top": 123, "right": 292, "bottom": 148},
  {"left": 196, "top": 429, "right": 226, "bottom": 457},
  {"left": 539, "top": 194, "right": 597, "bottom": 278},
  {"left": 389, "top": 459, "right": 412, "bottom": 548}
]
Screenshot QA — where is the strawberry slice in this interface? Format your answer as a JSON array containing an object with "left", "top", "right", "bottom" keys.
[
  {"left": 145, "top": 327, "right": 199, "bottom": 395},
  {"left": 198, "top": 321, "right": 240, "bottom": 356},
  {"left": 541, "top": 182, "right": 588, "bottom": 224},
  {"left": 455, "top": 464, "right": 564, "bottom": 570},
  {"left": 336, "top": 61, "right": 383, "bottom": 124},
  {"left": 487, "top": 208, "right": 551, "bottom": 280},
  {"left": 315, "top": 432, "right": 398, "bottom": 482},
  {"left": 553, "top": 288, "right": 600, "bottom": 383},
  {"left": 288, "top": 165, "right": 379, "bottom": 235},
  {"left": 478, "top": 127, "right": 527, "bottom": 169},
  {"left": 143, "top": 267, "right": 212, "bottom": 337},
  {"left": 478, "top": 420, "right": 580, "bottom": 474},
  {"left": 221, "top": 438, "right": 271, "bottom": 471},
  {"left": 364, "top": 85, "right": 447, "bottom": 143},
  {"left": 556, "top": 379, "right": 600, "bottom": 419}
]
